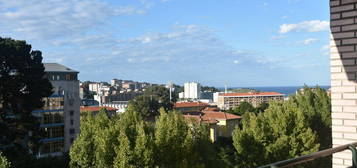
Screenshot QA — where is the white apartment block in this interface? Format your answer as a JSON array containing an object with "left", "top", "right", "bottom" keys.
[{"left": 183, "top": 82, "right": 201, "bottom": 99}]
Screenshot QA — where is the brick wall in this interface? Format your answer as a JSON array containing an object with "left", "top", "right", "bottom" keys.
[{"left": 331, "top": 0, "right": 357, "bottom": 167}]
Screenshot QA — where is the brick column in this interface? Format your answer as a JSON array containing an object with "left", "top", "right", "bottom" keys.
[{"left": 331, "top": 0, "right": 357, "bottom": 167}]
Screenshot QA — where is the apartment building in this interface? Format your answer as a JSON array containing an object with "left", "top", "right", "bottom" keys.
[
  {"left": 183, "top": 82, "right": 201, "bottom": 99},
  {"left": 32, "top": 63, "right": 80, "bottom": 157},
  {"left": 217, "top": 92, "right": 284, "bottom": 109}
]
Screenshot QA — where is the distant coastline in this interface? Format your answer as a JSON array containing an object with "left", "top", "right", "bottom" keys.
[{"left": 217, "top": 86, "right": 331, "bottom": 97}]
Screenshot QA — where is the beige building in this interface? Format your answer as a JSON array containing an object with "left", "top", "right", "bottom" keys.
[
  {"left": 330, "top": 0, "right": 357, "bottom": 167},
  {"left": 184, "top": 109, "right": 241, "bottom": 142},
  {"left": 217, "top": 92, "right": 284, "bottom": 109}
]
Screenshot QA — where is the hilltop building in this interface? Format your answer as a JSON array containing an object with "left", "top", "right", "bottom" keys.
[
  {"left": 32, "top": 63, "right": 80, "bottom": 157},
  {"left": 217, "top": 92, "right": 284, "bottom": 109}
]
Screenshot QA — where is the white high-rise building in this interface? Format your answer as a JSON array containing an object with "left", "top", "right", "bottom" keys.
[{"left": 183, "top": 82, "right": 201, "bottom": 99}]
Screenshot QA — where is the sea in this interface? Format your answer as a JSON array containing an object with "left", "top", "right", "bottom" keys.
[{"left": 217, "top": 86, "right": 331, "bottom": 97}]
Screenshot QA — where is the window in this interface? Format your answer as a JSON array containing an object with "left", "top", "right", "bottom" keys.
[
  {"left": 70, "top": 119, "right": 74, "bottom": 125},
  {"left": 69, "top": 129, "right": 75, "bottom": 134},
  {"left": 70, "top": 138, "right": 74, "bottom": 144},
  {"left": 52, "top": 126, "right": 65, "bottom": 138},
  {"left": 69, "top": 98, "right": 74, "bottom": 106},
  {"left": 70, "top": 110, "right": 74, "bottom": 116},
  {"left": 65, "top": 74, "right": 70, "bottom": 80}
]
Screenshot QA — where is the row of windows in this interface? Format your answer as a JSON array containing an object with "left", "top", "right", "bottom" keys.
[
  {"left": 40, "top": 141, "right": 64, "bottom": 154},
  {"left": 43, "top": 112, "right": 64, "bottom": 124},
  {"left": 48, "top": 74, "right": 77, "bottom": 81},
  {"left": 43, "top": 97, "right": 64, "bottom": 109},
  {"left": 44, "top": 126, "right": 64, "bottom": 138}
]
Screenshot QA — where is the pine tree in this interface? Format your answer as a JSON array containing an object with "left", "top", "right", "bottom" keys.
[
  {"left": 232, "top": 101, "right": 320, "bottom": 168},
  {"left": 154, "top": 109, "right": 218, "bottom": 168},
  {"left": 113, "top": 110, "right": 154, "bottom": 168},
  {"left": 0, "top": 37, "right": 52, "bottom": 156}
]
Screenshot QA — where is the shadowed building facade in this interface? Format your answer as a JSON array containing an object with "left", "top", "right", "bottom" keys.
[{"left": 33, "top": 63, "right": 80, "bottom": 157}]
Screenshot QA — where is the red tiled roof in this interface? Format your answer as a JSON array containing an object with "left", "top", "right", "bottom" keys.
[
  {"left": 183, "top": 111, "right": 241, "bottom": 124},
  {"left": 222, "top": 92, "right": 283, "bottom": 97},
  {"left": 80, "top": 106, "right": 117, "bottom": 112},
  {"left": 174, "top": 102, "right": 210, "bottom": 108},
  {"left": 202, "top": 111, "right": 241, "bottom": 120},
  {"left": 202, "top": 107, "right": 220, "bottom": 112}
]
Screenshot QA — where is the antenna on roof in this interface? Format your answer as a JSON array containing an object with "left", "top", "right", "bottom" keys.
[
  {"left": 168, "top": 81, "right": 173, "bottom": 102},
  {"left": 224, "top": 83, "right": 228, "bottom": 94}
]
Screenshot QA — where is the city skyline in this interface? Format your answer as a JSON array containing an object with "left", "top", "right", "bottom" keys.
[{"left": 0, "top": 0, "right": 330, "bottom": 86}]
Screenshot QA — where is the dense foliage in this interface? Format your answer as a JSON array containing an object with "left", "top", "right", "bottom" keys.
[
  {"left": 0, "top": 37, "right": 53, "bottom": 166},
  {"left": 231, "top": 86, "right": 331, "bottom": 168},
  {"left": 128, "top": 85, "right": 175, "bottom": 118},
  {"left": 227, "top": 102, "right": 269, "bottom": 116},
  {"left": 70, "top": 108, "right": 219, "bottom": 168},
  {"left": 201, "top": 86, "right": 219, "bottom": 92},
  {"left": 0, "top": 153, "right": 10, "bottom": 168}
]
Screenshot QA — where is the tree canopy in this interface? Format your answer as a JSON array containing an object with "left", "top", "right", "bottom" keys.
[
  {"left": 128, "top": 85, "right": 174, "bottom": 119},
  {"left": 0, "top": 37, "right": 52, "bottom": 158},
  {"left": 231, "top": 86, "right": 331, "bottom": 168},
  {"left": 227, "top": 101, "right": 269, "bottom": 116},
  {"left": 70, "top": 108, "right": 219, "bottom": 168}
]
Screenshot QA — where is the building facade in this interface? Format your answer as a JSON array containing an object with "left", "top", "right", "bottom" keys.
[
  {"left": 174, "top": 102, "right": 210, "bottom": 114},
  {"left": 330, "top": 0, "right": 357, "bottom": 167},
  {"left": 183, "top": 82, "right": 201, "bottom": 99},
  {"left": 183, "top": 109, "right": 241, "bottom": 142},
  {"left": 217, "top": 92, "right": 284, "bottom": 109},
  {"left": 32, "top": 63, "right": 80, "bottom": 157}
]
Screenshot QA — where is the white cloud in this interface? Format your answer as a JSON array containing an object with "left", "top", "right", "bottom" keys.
[
  {"left": 297, "top": 38, "right": 318, "bottom": 45},
  {"left": 281, "top": 16, "right": 288, "bottom": 19},
  {"left": 233, "top": 60, "right": 240, "bottom": 64},
  {"left": 279, "top": 20, "right": 330, "bottom": 34},
  {"left": 270, "top": 35, "right": 286, "bottom": 40},
  {"left": 0, "top": 0, "right": 147, "bottom": 40}
]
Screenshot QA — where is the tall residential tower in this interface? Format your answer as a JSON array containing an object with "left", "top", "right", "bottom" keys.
[{"left": 32, "top": 63, "right": 80, "bottom": 157}]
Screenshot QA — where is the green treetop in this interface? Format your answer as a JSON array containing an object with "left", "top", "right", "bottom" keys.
[
  {"left": 232, "top": 101, "right": 319, "bottom": 168},
  {"left": 0, "top": 153, "right": 10, "bottom": 168}
]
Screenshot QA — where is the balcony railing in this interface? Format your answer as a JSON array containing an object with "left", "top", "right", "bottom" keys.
[{"left": 258, "top": 142, "right": 357, "bottom": 168}]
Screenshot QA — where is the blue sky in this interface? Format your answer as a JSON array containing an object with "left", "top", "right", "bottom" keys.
[{"left": 0, "top": 0, "right": 330, "bottom": 87}]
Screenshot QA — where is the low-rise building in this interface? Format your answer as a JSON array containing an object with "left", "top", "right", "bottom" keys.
[
  {"left": 102, "top": 101, "right": 128, "bottom": 113},
  {"left": 174, "top": 102, "right": 211, "bottom": 114},
  {"left": 217, "top": 92, "right": 284, "bottom": 109},
  {"left": 184, "top": 110, "right": 241, "bottom": 142}
]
